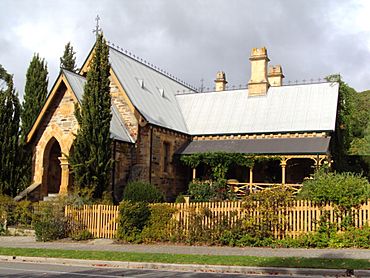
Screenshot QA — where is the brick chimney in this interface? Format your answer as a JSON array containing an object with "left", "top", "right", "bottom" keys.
[
  {"left": 214, "top": 71, "right": 227, "bottom": 91},
  {"left": 268, "top": 65, "right": 284, "bottom": 87},
  {"left": 248, "top": 47, "right": 270, "bottom": 96}
]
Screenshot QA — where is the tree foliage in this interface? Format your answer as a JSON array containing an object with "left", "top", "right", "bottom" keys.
[
  {"left": 0, "top": 65, "right": 21, "bottom": 196},
  {"left": 243, "top": 186, "right": 294, "bottom": 239},
  {"left": 298, "top": 170, "right": 370, "bottom": 211},
  {"left": 330, "top": 76, "right": 370, "bottom": 177},
  {"left": 21, "top": 53, "right": 48, "bottom": 137},
  {"left": 187, "top": 179, "right": 229, "bottom": 201},
  {"left": 181, "top": 153, "right": 279, "bottom": 180},
  {"left": 19, "top": 54, "right": 49, "bottom": 192},
  {"left": 69, "top": 34, "right": 112, "bottom": 199},
  {"left": 349, "top": 90, "right": 370, "bottom": 156},
  {"left": 122, "top": 181, "right": 164, "bottom": 203},
  {"left": 181, "top": 152, "right": 255, "bottom": 180},
  {"left": 60, "top": 42, "right": 77, "bottom": 72}
]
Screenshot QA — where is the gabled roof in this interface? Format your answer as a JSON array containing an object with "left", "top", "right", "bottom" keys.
[
  {"left": 176, "top": 82, "right": 339, "bottom": 135},
  {"left": 27, "top": 69, "right": 134, "bottom": 144},
  {"left": 79, "top": 45, "right": 339, "bottom": 138},
  {"left": 63, "top": 70, "right": 134, "bottom": 143},
  {"left": 109, "top": 47, "right": 192, "bottom": 133}
]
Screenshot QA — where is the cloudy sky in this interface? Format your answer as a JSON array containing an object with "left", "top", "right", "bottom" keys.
[{"left": 1, "top": 0, "right": 370, "bottom": 99}]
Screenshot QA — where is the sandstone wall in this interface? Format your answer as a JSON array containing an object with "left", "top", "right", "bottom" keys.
[{"left": 132, "top": 125, "right": 191, "bottom": 201}]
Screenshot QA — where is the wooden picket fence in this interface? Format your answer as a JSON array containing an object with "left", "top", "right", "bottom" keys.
[
  {"left": 65, "top": 205, "right": 119, "bottom": 239},
  {"left": 65, "top": 200, "right": 370, "bottom": 239}
]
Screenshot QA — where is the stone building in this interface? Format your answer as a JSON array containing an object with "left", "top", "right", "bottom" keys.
[{"left": 19, "top": 45, "right": 339, "bottom": 201}]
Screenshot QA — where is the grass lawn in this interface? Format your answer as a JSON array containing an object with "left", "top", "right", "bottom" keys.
[{"left": 0, "top": 247, "right": 369, "bottom": 269}]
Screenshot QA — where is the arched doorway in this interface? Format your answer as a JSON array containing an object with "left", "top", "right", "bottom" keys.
[{"left": 43, "top": 137, "right": 62, "bottom": 194}]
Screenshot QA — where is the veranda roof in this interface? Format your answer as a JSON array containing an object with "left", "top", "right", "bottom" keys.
[{"left": 178, "top": 137, "right": 331, "bottom": 155}]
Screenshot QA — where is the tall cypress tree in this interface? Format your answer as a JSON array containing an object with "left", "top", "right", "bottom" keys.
[
  {"left": 20, "top": 54, "right": 48, "bottom": 191},
  {"left": 22, "top": 53, "right": 48, "bottom": 137},
  {"left": 69, "top": 34, "right": 112, "bottom": 199},
  {"left": 60, "top": 42, "right": 77, "bottom": 72},
  {"left": 0, "top": 65, "right": 21, "bottom": 196}
]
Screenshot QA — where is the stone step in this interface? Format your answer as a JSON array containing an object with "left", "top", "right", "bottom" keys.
[
  {"left": 47, "top": 193, "right": 59, "bottom": 198},
  {"left": 43, "top": 193, "right": 59, "bottom": 202}
]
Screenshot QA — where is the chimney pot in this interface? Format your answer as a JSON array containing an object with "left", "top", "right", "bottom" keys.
[
  {"left": 214, "top": 71, "right": 227, "bottom": 92},
  {"left": 268, "top": 65, "right": 284, "bottom": 87}
]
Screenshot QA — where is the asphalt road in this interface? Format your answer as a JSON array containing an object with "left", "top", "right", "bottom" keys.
[{"left": 0, "top": 261, "right": 311, "bottom": 278}]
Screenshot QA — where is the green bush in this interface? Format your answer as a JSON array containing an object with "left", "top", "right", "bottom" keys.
[
  {"left": 188, "top": 180, "right": 213, "bottom": 202},
  {"left": 70, "top": 229, "right": 93, "bottom": 241},
  {"left": 33, "top": 219, "right": 67, "bottom": 242},
  {"left": 12, "top": 200, "right": 33, "bottom": 227},
  {"left": 298, "top": 171, "right": 370, "bottom": 211},
  {"left": 33, "top": 201, "right": 68, "bottom": 242},
  {"left": 188, "top": 179, "right": 229, "bottom": 202},
  {"left": 243, "top": 186, "right": 294, "bottom": 239},
  {"left": 0, "top": 195, "right": 14, "bottom": 228},
  {"left": 117, "top": 200, "right": 150, "bottom": 242},
  {"left": 298, "top": 170, "right": 370, "bottom": 228},
  {"left": 170, "top": 207, "right": 241, "bottom": 245},
  {"left": 328, "top": 226, "right": 370, "bottom": 248},
  {"left": 175, "top": 193, "right": 186, "bottom": 203},
  {"left": 122, "top": 181, "right": 164, "bottom": 203},
  {"left": 276, "top": 225, "right": 370, "bottom": 249},
  {"left": 141, "top": 204, "right": 177, "bottom": 242},
  {"left": 0, "top": 195, "right": 34, "bottom": 228}
]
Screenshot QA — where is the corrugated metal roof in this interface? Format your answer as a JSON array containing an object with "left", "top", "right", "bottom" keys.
[
  {"left": 110, "top": 105, "right": 134, "bottom": 142},
  {"left": 176, "top": 82, "right": 339, "bottom": 135},
  {"left": 63, "top": 69, "right": 134, "bottom": 143},
  {"left": 109, "top": 47, "right": 192, "bottom": 133},
  {"left": 63, "top": 69, "right": 85, "bottom": 100},
  {"left": 179, "top": 137, "right": 331, "bottom": 155}
]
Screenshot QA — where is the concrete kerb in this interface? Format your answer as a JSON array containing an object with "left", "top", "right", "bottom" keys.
[{"left": 0, "top": 255, "right": 369, "bottom": 277}]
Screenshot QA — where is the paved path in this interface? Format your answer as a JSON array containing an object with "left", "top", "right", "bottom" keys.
[{"left": 0, "top": 236, "right": 369, "bottom": 260}]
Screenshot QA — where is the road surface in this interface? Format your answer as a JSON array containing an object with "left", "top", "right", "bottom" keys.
[{"left": 0, "top": 261, "right": 313, "bottom": 277}]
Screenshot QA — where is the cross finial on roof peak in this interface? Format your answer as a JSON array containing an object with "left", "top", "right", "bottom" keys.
[{"left": 93, "top": 15, "right": 102, "bottom": 38}]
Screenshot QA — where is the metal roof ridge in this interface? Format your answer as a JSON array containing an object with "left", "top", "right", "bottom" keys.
[
  {"left": 108, "top": 46, "right": 197, "bottom": 92},
  {"left": 62, "top": 68, "right": 86, "bottom": 80}
]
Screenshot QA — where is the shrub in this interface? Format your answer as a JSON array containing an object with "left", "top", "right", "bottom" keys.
[
  {"left": 0, "top": 196, "right": 34, "bottom": 228},
  {"left": 299, "top": 171, "right": 370, "bottom": 211},
  {"left": 33, "top": 219, "right": 67, "bottom": 242},
  {"left": 122, "top": 181, "right": 164, "bottom": 203},
  {"left": 175, "top": 193, "right": 186, "bottom": 203},
  {"left": 243, "top": 185, "right": 294, "bottom": 239},
  {"left": 70, "top": 229, "right": 93, "bottom": 241},
  {"left": 141, "top": 204, "right": 177, "bottom": 242},
  {"left": 188, "top": 180, "right": 213, "bottom": 202},
  {"left": 33, "top": 201, "right": 68, "bottom": 242},
  {"left": 298, "top": 170, "right": 370, "bottom": 228},
  {"left": 61, "top": 187, "right": 96, "bottom": 207},
  {"left": 12, "top": 200, "right": 33, "bottom": 227},
  {"left": 171, "top": 207, "right": 241, "bottom": 245},
  {"left": 0, "top": 195, "right": 14, "bottom": 228},
  {"left": 188, "top": 179, "right": 229, "bottom": 202},
  {"left": 117, "top": 200, "right": 150, "bottom": 242}
]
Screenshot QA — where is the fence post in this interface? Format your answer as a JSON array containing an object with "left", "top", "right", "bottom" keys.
[
  {"left": 96, "top": 205, "right": 101, "bottom": 238},
  {"left": 184, "top": 196, "right": 190, "bottom": 204}
]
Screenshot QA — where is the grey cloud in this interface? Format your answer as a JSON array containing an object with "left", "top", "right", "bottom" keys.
[{"left": 0, "top": 0, "right": 369, "bottom": 98}]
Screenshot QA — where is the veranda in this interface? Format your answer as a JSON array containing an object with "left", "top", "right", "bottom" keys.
[{"left": 191, "top": 154, "right": 329, "bottom": 196}]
